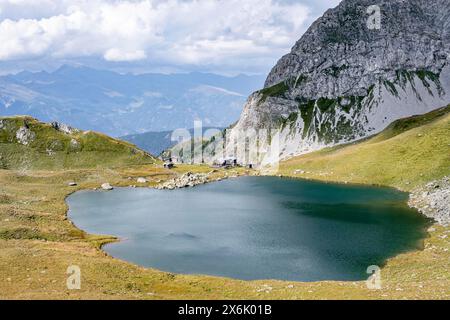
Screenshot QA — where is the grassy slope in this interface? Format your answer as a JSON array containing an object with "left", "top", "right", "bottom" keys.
[
  {"left": 0, "top": 116, "right": 157, "bottom": 170},
  {"left": 0, "top": 112, "right": 449, "bottom": 299},
  {"left": 280, "top": 105, "right": 450, "bottom": 191}
]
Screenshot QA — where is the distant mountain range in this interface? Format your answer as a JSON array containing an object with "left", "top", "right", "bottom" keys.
[
  {"left": 0, "top": 66, "right": 264, "bottom": 137},
  {"left": 120, "top": 127, "right": 222, "bottom": 156}
]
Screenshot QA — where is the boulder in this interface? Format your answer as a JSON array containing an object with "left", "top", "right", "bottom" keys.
[
  {"left": 137, "top": 177, "right": 147, "bottom": 184},
  {"left": 101, "top": 183, "right": 113, "bottom": 191}
]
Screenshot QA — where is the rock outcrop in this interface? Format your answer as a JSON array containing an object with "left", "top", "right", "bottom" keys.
[
  {"left": 409, "top": 176, "right": 450, "bottom": 226},
  {"left": 223, "top": 0, "right": 450, "bottom": 163},
  {"left": 51, "top": 122, "right": 78, "bottom": 135},
  {"left": 15, "top": 126, "right": 35, "bottom": 146}
]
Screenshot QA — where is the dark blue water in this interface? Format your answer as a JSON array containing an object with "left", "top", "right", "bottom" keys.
[{"left": 67, "top": 177, "right": 429, "bottom": 281}]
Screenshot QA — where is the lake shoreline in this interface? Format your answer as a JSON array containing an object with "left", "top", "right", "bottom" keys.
[
  {"left": 64, "top": 166, "right": 446, "bottom": 269},
  {"left": 1, "top": 165, "right": 448, "bottom": 299},
  {"left": 268, "top": 172, "right": 449, "bottom": 227},
  {"left": 408, "top": 176, "right": 450, "bottom": 226},
  {"left": 67, "top": 174, "right": 431, "bottom": 282},
  {"left": 152, "top": 169, "right": 448, "bottom": 227}
]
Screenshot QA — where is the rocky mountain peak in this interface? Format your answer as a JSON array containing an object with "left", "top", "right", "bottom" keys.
[
  {"left": 221, "top": 0, "right": 450, "bottom": 164},
  {"left": 265, "top": 0, "right": 450, "bottom": 98}
]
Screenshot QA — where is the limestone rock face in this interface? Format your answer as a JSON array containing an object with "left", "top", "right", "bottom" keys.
[
  {"left": 51, "top": 122, "right": 78, "bottom": 135},
  {"left": 226, "top": 0, "right": 450, "bottom": 163},
  {"left": 15, "top": 126, "right": 35, "bottom": 146},
  {"left": 265, "top": 0, "right": 450, "bottom": 95}
]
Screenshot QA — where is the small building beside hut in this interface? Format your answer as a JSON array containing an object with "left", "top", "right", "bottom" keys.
[
  {"left": 163, "top": 157, "right": 175, "bottom": 169},
  {"left": 213, "top": 157, "right": 238, "bottom": 168}
]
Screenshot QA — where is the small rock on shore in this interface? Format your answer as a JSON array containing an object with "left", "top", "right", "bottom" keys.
[
  {"left": 137, "top": 177, "right": 147, "bottom": 184},
  {"left": 101, "top": 183, "right": 114, "bottom": 191}
]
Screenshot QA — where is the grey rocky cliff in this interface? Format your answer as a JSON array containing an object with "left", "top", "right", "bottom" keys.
[
  {"left": 265, "top": 0, "right": 450, "bottom": 97},
  {"left": 223, "top": 0, "right": 450, "bottom": 163}
]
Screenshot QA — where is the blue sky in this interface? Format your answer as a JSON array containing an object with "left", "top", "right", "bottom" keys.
[{"left": 0, "top": 0, "right": 341, "bottom": 75}]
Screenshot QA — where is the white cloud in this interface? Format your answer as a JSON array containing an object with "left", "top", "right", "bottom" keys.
[
  {"left": 0, "top": 0, "right": 324, "bottom": 70},
  {"left": 104, "top": 49, "right": 147, "bottom": 62}
]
